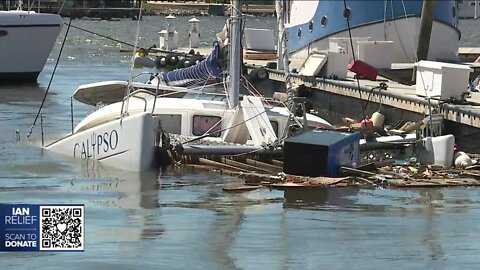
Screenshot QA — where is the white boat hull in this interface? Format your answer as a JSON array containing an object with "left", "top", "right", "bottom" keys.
[
  {"left": 0, "top": 11, "right": 62, "bottom": 82},
  {"left": 290, "top": 18, "right": 459, "bottom": 63},
  {"left": 45, "top": 112, "right": 159, "bottom": 172}
]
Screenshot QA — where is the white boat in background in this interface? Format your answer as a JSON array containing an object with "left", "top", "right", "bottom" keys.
[
  {"left": 44, "top": 0, "right": 332, "bottom": 172},
  {"left": 0, "top": 1, "right": 62, "bottom": 83},
  {"left": 284, "top": 0, "right": 460, "bottom": 63}
]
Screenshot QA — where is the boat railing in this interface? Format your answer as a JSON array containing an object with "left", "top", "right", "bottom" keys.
[
  {"left": 131, "top": 71, "right": 156, "bottom": 81},
  {"left": 122, "top": 89, "right": 158, "bottom": 113}
]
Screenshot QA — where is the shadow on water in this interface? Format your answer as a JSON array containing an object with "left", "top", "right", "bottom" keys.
[{"left": 0, "top": 84, "right": 47, "bottom": 104}]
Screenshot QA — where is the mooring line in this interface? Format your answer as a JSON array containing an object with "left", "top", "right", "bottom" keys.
[
  {"left": 27, "top": 18, "right": 73, "bottom": 139},
  {"left": 66, "top": 23, "right": 135, "bottom": 48}
]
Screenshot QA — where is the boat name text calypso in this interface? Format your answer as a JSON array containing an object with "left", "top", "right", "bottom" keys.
[{"left": 73, "top": 130, "right": 119, "bottom": 159}]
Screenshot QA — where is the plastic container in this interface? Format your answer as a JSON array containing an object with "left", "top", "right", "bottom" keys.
[{"left": 418, "top": 135, "right": 455, "bottom": 166}]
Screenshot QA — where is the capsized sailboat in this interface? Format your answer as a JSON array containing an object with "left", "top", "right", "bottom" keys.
[{"left": 44, "top": 0, "right": 332, "bottom": 172}]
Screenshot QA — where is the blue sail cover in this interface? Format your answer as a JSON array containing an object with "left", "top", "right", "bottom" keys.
[{"left": 162, "top": 42, "right": 224, "bottom": 87}]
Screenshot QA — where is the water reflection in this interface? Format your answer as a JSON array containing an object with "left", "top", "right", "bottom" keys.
[
  {"left": 283, "top": 187, "right": 360, "bottom": 209},
  {"left": 418, "top": 189, "right": 445, "bottom": 262},
  {"left": 209, "top": 197, "right": 245, "bottom": 270},
  {"left": 82, "top": 162, "right": 164, "bottom": 241}
]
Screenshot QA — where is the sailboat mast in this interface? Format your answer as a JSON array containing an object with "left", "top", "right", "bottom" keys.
[
  {"left": 276, "top": 0, "right": 284, "bottom": 71},
  {"left": 276, "top": 0, "right": 290, "bottom": 73},
  {"left": 228, "top": 0, "right": 241, "bottom": 109},
  {"left": 416, "top": 0, "right": 436, "bottom": 61}
]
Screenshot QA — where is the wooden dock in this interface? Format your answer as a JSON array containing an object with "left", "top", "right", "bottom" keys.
[
  {"left": 148, "top": 45, "right": 480, "bottom": 151},
  {"left": 144, "top": 2, "right": 274, "bottom": 16}
]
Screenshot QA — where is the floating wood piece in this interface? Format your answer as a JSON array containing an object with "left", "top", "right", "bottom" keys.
[
  {"left": 387, "top": 178, "right": 480, "bottom": 187},
  {"left": 271, "top": 159, "right": 283, "bottom": 167},
  {"left": 222, "top": 158, "right": 274, "bottom": 174},
  {"left": 305, "top": 176, "right": 349, "bottom": 186},
  {"left": 198, "top": 158, "right": 251, "bottom": 173},
  {"left": 246, "top": 158, "right": 282, "bottom": 172},
  {"left": 340, "top": 166, "right": 377, "bottom": 177},
  {"left": 460, "top": 171, "right": 480, "bottom": 179},
  {"left": 355, "top": 177, "right": 377, "bottom": 186},
  {"left": 465, "top": 164, "right": 480, "bottom": 170},
  {"left": 269, "top": 182, "right": 306, "bottom": 189},
  {"left": 377, "top": 168, "right": 411, "bottom": 179},
  {"left": 356, "top": 162, "right": 377, "bottom": 172},
  {"left": 184, "top": 164, "right": 216, "bottom": 171},
  {"left": 223, "top": 185, "right": 262, "bottom": 193}
]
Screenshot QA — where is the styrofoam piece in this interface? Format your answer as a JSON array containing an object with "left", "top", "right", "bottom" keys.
[
  {"left": 357, "top": 41, "right": 398, "bottom": 69},
  {"left": 328, "top": 37, "right": 370, "bottom": 61},
  {"left": 299, "top": 53, "right": 327, "bottom": 77},
  {"left": 244, "top": 28, "right": 276, "bottom": 51},
  {"left": 323, "top": 51, "right": 349, "bottom": 79},
  {"left": 418, "top": 135, "right": 455, "bottom": 167},
  {"left": 415, "top": 60, "right": 472, "bottom": 99}
]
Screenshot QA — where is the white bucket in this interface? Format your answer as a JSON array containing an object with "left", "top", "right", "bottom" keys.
[{"left": 418, "top": 135, "right": 455, "bottom": 167}]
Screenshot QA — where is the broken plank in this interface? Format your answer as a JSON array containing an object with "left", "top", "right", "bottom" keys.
[
  {"left": 340, "top": 166, "right": 377, "bottom": 177},
  {"left": 199, "top": 158, "right": 250, "bottom": 173},
  {"left": 246, "top": 158, "right": 282, "bottom": 172},
  {"left": 222, "top": 158, "right": 274, "bottom": 174}
]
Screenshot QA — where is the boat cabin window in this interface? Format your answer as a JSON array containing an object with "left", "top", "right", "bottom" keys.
[
  {"left": 0, "top": 30, "right": 7, "bottom": 37},
  {"left": 270, "top": 121, "right": 279, "bottom": 137},
  {"left": 321, "top": 16, "right": 328, "bottom": 27},
  {"left": 308, "top": 21, "right": 314, "bottom": 32},
  {"left": 193, "top": 115, "right": 222, "bottom": 137},
  {"left": 343, "top": 7, "right": 352, "bottom": 20},
  {"left": 156, "top": 114, "right": 182, "bottom": 134}
]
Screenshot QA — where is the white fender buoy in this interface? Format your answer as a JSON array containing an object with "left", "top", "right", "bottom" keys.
[
  {"left": 371, "top": 111, "right": 385, "bottom": 127},
  {"left": 454, "top": 151, "right": 474, "bottom": 168}
]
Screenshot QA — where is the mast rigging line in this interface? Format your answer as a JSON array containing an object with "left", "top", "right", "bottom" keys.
[
  {"left": 121, "top": 0, "right": 144, "bottom": 121},
  {"left": 27, "top": 18, "right": 73, "bottom": 139}
]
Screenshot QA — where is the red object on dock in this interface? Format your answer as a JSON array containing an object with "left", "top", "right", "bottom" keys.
[
  {"left": 348, "top": 60, "right": 378, "bottom": 80},
  {"left": 360, "top": 117, "right": 373, "bottom": 129}
]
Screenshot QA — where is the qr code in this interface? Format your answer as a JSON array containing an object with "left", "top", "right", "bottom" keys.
[{"left": 39, "top": 205, "right": 84, "bottom": 251}]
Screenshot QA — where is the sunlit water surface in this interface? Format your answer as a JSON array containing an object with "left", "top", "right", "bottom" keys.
[{"left": 0, "top": 16, "right": 480, "bottom": 270}]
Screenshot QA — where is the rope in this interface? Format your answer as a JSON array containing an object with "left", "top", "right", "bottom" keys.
[
  {"left": 57, "top": 0, "right": 67, "bottom": 15},
  {"left": 26, "top": 18, "right": 72, "bottom": 138},
  {"left": 66, "top": 23, "right": 135, "bottom": 48},
  {"left": 343, "top": 0, "right": 367, "bottom": 119},
  {"left": 401, "top": 0, "right": 437, "bottom": 136}
]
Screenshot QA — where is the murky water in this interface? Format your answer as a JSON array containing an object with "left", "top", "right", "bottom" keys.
[{"left": 1, "top": 16, "right": 480, "bottom": 269}]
